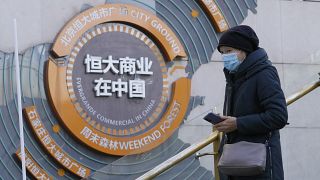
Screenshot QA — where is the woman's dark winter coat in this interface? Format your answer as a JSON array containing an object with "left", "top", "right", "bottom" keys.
[{"left": 221, "top": 48, "right": 288, "bottom": 180}]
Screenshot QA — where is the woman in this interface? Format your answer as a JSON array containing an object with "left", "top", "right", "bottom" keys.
[{"left": 215, "top": 25, "right": 288, "bottom": 180}]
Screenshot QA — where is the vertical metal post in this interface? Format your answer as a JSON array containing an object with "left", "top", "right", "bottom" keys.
[
  {"left": 213, "top": 126, "right": 221, "bottom": 180},
  {"left": 14, "top": 18, "right": 26, "bottom": 180}
]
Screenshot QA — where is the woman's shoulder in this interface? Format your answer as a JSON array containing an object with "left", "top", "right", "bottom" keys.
[
  {"left": 256, "top": 64, "right": 279, "bottom": 79},
  {"left": 254, "top": 64, "right": 281, "bottom": 89}
]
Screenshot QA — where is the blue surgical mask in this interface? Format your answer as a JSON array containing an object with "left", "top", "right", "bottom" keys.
[{"left": 222, "top": 53, "right": 241, "bottom": 71}]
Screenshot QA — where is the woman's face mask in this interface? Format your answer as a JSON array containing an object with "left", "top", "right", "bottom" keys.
[{"left": 222, "top": 52, "right": 241, "bottom": 71}]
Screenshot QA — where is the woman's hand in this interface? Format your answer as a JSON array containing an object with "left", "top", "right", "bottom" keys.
[{"left": 214, "top": 116, "right": 237, "bottom": 133}]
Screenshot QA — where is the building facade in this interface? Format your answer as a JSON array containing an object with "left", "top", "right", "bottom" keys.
[{"left": 0, "top": 0, "right": 319, "bottom": 179}]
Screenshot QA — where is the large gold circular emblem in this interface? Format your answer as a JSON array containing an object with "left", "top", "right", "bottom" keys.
[
  {"left": 46, "top": 4, "right": 190, "bottom": 155},
  {"left": 67, "top": 23, "right": 169, "bottom": 135}
]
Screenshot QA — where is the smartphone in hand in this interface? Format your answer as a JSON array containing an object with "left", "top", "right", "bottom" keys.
[{"left": 203, "top": 112, "right": 225, "bottom": 124}]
